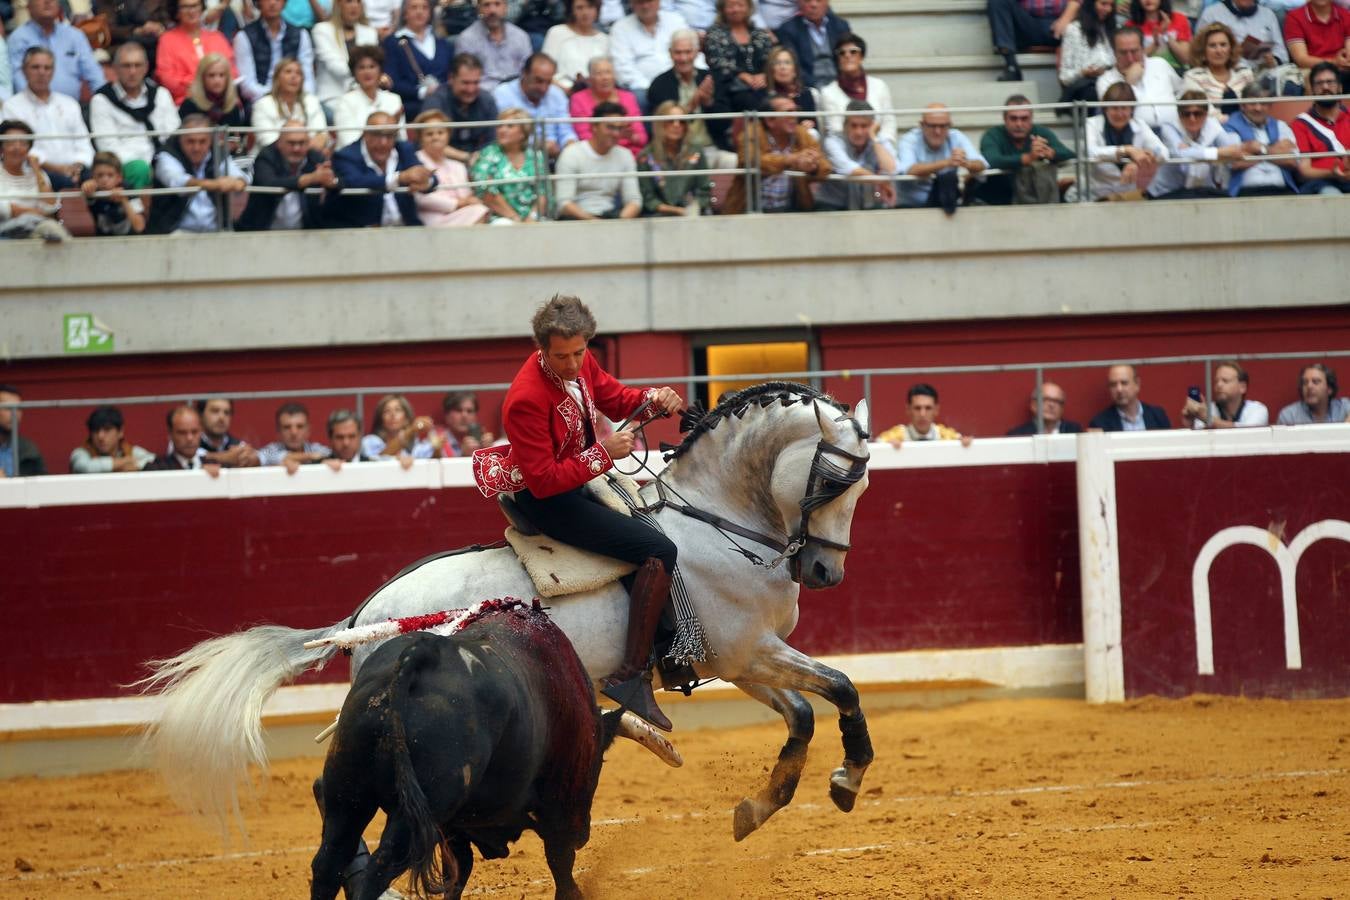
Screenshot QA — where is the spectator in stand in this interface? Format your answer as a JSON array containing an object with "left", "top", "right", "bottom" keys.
[
  {"left": 705, "top": 0, "right": 775, "bottom": 149},
  {"left": 196, "top": 396, "right": 261, "bottom": 466},
  {"left": 1085, "top": 81, "right": 1167, "bottom": 199},
  {"left": 366, "top": 0, "right": 401, "bottom": 38},
  {"left": 1292, "top": 62, "right": 1350, "bottom": 193},
  {"left": 1127, "top": 0, "right": 1191, "bottom": 71},
  {"left": 763, "top": 45, "right": 816, "bottom": 129},
  {"left": 233, "top": 0, "right": 316, "bottom": 104},
  {"left": 570, "top": 57, "right": 647, "bottom": 155},
  {"left": 325, "top": 110, "right": 435, "bottom": 225},
  {"left": 987, "top": 0, "right": 1078, "bottom": 84},
  {"left": 1181, "top": 359, "right": 1270, "bottom": 429},
  {"left": 251, "top": 57, "right": 329, "bottom": 149},
  {"left": 70, "top": 405, "right": 155, "bottom": 473},
  {"left": 0, "top": 384, "right": 47, "bottom": 478},
  {"left": 774, "top": 0, "right": 851, "bottom": 91},
  {"left": 1058, "top": 0, "right": 1116, "bottom": 105},
  {"left": 0, "top": 118, "right": 65, "bottom": 241},
  {"left": 455, "top": 0, "right": 533, "bottom": 92},
  {"left": 7, "top": 0, "right": 106, "bottom": 100},
  {"left": 647, "top": 29, "right": 715, "bottom": 153},
  {"left": 2, "top": 48, "right": 94, "bottom": 190},
  {"left": 156, "top": 0, "right": 237, "bottom": 105},
  {"left": 879, "top": 384, "right": 972, "bottom": 446},
  {"left": 1277, "top": 363, "right": 1350, "bottom": 424},
  {"left": 492, "top": 52, "right": 577, "bottom": 160},
  {"left": 425, "top": 53, "right": 497, "bottom": 163},
  {"left": 555, "top": 100, "right": 641, "bottom": 218},
  {"left": 1089, "top": 364, "right": 1172, "bottom": 430},
  {"left": 513, "top": 0, "right": 565, "bottom": 53},
  {"left": 636, "top": 99, "right": 711, "bottom": 214},
  {"left": 325, "top": 408, "right": 373, "bottom": 465},
  {"left": 1182, "top": 23, "right": 1254, "bottom": 121},
  {"left": 1284, "top": 0, "right": 1350, "bottom": 93},
  {"left": 363, "top": 393, "right": 441, "bottom": 460},
  {"left": 439, "top": 390, "right": 493, "bottom": 455},
  {"left": 383, "top": 0, "right": 452, "bottom": 119},
  {"left": 1196, "top": 0, "right": 1287, "bottom": 87},
  {"left": 312, "top": 0, "right": 379, "bottom": 117},
  {"left": 1006, "top": 382, "right": 1083, "bottom": 435},
  {"left": 610, "top": 0, "right": 695, "bottom": 111},
  {"left": 977, "top": 93, "right": 1074, "bottom": 205},
  {"left": 412, "top": 108, "right": 490, "bottom": 224},
  {"left": 724, "top": 92, "right": 828, "bottom": 212},
  {"left": 258, "top": 401, "right": 332, "bottom": 471},
  {"left": 236, "top": 119, "right": 336, "bottom": 228},
  {"left": 757, "top": 0, "right": 798, "bottom": 30},
  {"left": 88, "top": 42, "right": 180, "bottom": 190},
  {"left": 332, "top": 45, "right": 405, "bottom": 149},
  {"left": 177, "top": 54, "right": 249, "bottom": 155},
  {"left": 98, "top": 0, "right": 173, "bottom": 68},
  {"left": 81, "top": 151, "right": 147, "bottom": 235},
  {"left": 470, "top": 106, "right": 546, "bottom": 221},
  {"left": 1223, "top": 83, "right": 1300, "bottom": 196},
  {"left": 819, "top": 33, "right": 895, "bottom": 142},
  {"left": 1097, "top": 26, "right": 1183, "bottom": 129},
  {"left": 897, "top": 103, "right": 988, "bottom": 212},
  {"left": 149, "top": 112, "right": 250, "bottom": 232},
  {"left": 1150, "top": 89, "right": 1255, "bottom": 197},
  {"left": 541, "top": 0, "right": 607, "bottom": 93},
  {"left": 145, "top": 405, "right": 218, "bottom": 473},
  {"left": 816, "top": 99, "right": 896, "bottom": 211},
  {"left": 663, "top": 0, "right": 718, "bottom": 32}
]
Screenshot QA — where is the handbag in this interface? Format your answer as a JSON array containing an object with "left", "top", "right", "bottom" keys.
[
  {"left": 437, "top": 0, "right": 476, "bottom": 35},
  {"left": 76, "top": 13, "right": 113, "bottom": 50}
]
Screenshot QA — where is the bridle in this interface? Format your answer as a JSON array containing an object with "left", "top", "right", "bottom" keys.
[{"left": 620, "top": 404, "right": 870, "bottom": 572}]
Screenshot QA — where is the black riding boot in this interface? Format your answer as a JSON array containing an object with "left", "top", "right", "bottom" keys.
[{"left": 602, "top": 558, "right": 673, "bottom": 731}]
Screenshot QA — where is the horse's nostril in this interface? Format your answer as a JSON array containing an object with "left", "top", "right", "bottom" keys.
[{"left": 812, "top": 560, "right": 829, "bottom": 583}]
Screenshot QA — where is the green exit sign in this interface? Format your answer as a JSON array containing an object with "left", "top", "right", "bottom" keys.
[{"left": 64, "top": 314, "right": 114, "bottom": 354}]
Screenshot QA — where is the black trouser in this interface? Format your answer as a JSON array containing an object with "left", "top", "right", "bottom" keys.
[
  {"left": 987, "top": 0, "right": 1059, "bottom": 52},
  {"left": 513, "top": 486, "right": 677, "bottom": 574}
]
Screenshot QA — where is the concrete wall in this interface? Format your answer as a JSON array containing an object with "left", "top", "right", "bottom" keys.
[{"left": 3, "top": 198, "right": 1348, "bottom": 361}]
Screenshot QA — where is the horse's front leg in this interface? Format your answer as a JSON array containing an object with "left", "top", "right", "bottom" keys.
[
  {"left": 741, "top": 640, "right": 874, "bottom": 815},
  {"left": 730, "top": 682, "right": 814, "bottom": 841}
]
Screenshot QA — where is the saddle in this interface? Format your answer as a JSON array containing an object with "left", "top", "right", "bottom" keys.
[{"left": 499, "top": 472, "right": 643, "bottom": 598}]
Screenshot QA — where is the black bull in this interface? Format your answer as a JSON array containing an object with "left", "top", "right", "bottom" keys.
[{"left": 310, "top": 601, "right": 622, "bottom": 900}]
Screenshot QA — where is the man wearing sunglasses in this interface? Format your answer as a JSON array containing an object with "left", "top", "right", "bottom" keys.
[{"left": 1149, "top": 90, "right": 1259, "bottom": 199}]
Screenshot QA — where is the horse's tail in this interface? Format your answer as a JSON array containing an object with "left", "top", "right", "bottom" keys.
[
  {"left": 388, "top": 638, "right": 453, "bottom": 897},
  {"left": 135, "top": 620, "right": 345, "bottom": 835}
]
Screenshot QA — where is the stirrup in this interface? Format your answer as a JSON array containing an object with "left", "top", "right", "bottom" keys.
[
  {"left": 602, "top": 672, "right": 673, "bottom": 732},
  {"left": 658, "top": 656, "right": 700, "bottom": 696}
]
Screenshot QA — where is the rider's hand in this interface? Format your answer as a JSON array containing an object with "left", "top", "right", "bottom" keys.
[
  {"left": 651, "top": 386, "right": 683, "bottom": 417},
  {"left": 601, "top": 424, "right": 638, "bottom": 459}
]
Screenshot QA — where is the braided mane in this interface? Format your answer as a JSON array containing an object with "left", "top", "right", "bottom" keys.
[{"left": 663, "top": 382, "right": 850, "bottom": 462}]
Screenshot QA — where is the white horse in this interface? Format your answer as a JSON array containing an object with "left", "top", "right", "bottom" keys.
[{"left": 143, "top": 383, "right": 874, "bottom": 843}]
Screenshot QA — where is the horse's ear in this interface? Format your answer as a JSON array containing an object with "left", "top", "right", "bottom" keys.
[
  {"left": 853, "top": 399, "right": 870, "bottom": 435},
  {"left": 812, "top": 399, "right": 839, "bottom": 440}
]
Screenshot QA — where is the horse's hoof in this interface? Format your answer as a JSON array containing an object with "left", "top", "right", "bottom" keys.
[
  {"left": 733, "top": 797, "right": 767, "bottom": 841},
  {"left": 829, "top": 767, "right": 859, "bottom": 813}
]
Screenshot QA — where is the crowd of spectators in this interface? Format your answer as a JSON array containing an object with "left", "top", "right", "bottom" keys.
[
  {"left": 1, "top": 362, "right": 1346, "bottom": 478},
  {"left": 3, "top": 0, "right": 1345, "bottom": 237}
]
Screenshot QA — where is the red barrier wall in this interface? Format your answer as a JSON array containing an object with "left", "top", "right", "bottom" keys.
[
  {"left": 0, "top": 458, "right": 1081, "bottom": 704},
  {"left": 1114, "top": 453, "right": 1350, "bottom": 699}
]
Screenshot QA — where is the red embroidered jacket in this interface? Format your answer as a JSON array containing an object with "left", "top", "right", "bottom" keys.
[{"left": 472, "top": 350, "right": 656, "bottom": 499}]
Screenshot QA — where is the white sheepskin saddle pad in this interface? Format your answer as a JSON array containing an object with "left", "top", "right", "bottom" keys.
[{"left": 505, "top": 471, "right": 643, "bottom": 598}]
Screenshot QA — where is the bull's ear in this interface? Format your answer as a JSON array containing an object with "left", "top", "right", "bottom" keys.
[
  {"left": 853, "top": 398, "right": 870, "bottom": 436},
  {"left": 813, "top": 399, "right": 838, "bottom": 441}
]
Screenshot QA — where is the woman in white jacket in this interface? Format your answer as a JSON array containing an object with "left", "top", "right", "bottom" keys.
[
  {"left": 1085, "top": 81, "right": 1169, "bottom": 199},
  {"left": 313, "top": 0, "right": 379, "bottom": 116},
  {"left": 818, "top": 33, "right": 894, "bottom": 143},
  {"left": 251, "top": 58, "right": 330, "bottom": 151}
]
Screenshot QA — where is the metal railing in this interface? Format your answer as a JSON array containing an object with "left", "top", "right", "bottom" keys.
[
  {"left": 5, "top": 349, "right": 1349, "bottom": 471},
  {"left": 2, "top": 93, "right": 1346, "bottom": 227}
]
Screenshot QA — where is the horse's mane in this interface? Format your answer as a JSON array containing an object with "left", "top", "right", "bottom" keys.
[{"left": 663, "top": 381, "right": 850, "bottom": 462}]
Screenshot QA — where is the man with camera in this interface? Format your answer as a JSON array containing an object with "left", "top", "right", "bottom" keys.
[
  {"left": 1180, "top": 360, "right": 1270, "bottom": 430},
  {"left": 440, "top": 390, "right": 495, "bottom": 456}
]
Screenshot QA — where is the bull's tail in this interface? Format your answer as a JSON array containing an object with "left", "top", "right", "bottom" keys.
[
  {"left": 388, "top": 638, "right": 454, "bottom": 897},
  {"left": 135, "top": 620, "right": 345, "bottom": 836}
]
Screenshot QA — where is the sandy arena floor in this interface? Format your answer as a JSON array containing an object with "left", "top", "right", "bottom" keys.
[{"left": 2, "top": 695, "right": 1349, "bottom": 898}]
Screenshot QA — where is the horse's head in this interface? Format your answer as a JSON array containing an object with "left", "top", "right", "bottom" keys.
[{"left": 776, "top": 398, "right": 871, "bottom": 589}]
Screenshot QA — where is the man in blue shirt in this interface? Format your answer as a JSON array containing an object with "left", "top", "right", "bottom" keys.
[
  {"left": 897, "top": 103, "right": 987, "bottom": 211},
  {"left": 491, "top": 52, "right": 576, "bottom": 161},
  {"left": 8, "top": 0, "right": 106, "bottom": 101},
  {"left": 149, "top": 113, "right": 250, "bottom": 233}
]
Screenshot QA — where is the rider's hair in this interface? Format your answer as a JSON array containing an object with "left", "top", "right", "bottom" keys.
[{"left": 531, "top": 294, "right": 597, "bottom": 348}]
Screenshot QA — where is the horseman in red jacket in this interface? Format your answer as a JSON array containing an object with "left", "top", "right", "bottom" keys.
[{"left": 473, "top": 294, "right": 683, "bottom": 729}]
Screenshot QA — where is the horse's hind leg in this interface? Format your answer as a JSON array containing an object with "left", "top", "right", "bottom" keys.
[
  {"left": 741, "top": 639, "right": 874, "bottom": 816},
  {"left": 730, "top": 683, "right": 814, "bottom": 841}
]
